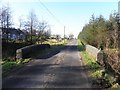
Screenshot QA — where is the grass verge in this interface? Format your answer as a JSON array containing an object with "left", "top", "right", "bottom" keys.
[
  {"left": 77, "top": 40, "right": 120, "bottom": 89},
  {"left": 2, "top": 58, "right": 31, "bottom": 77}
]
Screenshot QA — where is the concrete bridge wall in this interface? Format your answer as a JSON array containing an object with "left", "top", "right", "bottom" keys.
[{"left": 16, "top": 44, "right": 50, "bottom": 59}]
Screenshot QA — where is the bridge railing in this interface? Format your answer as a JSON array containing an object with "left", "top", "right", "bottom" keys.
[
  {"left": 86, "top": 45, "right": 100, "bottom": 60},
  {"left": 16, "top": 44, "right": 50, "bottom": 59}
]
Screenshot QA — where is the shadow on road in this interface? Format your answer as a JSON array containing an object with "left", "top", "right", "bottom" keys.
[
  {"left": 2, "top": 62, "right": 92, "bottom": 88},
  {"left": 32, "top": 45, "right": 79, "bottom": 59},
  {"left": 32, "top": 45, "right": 62, "bottom": 59}
]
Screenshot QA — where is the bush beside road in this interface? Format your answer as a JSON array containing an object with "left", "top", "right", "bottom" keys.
[{"left": 77, "top": 40, "right": 120, "bottom": 89}]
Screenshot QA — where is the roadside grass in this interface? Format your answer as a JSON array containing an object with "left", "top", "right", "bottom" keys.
[
  {"left": 2, "top": 39, "right": 69, "bottom": 77},
  {"left": 81, "top": 51, "right": 101, "bottom": 72},
  {"left": 77, "top": 40, "right": 120, "bottom": 89},
  {"left": 42, "top": 39, "right": 68, "bottom": 45},
  {"left": 77, "top": 40, "right": 101, "bottom": 76},
  {"left": 2, "top": 58, "right": 31, "bottom": 77}
]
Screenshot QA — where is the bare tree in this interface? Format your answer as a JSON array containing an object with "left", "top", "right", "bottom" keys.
[
  {"left": 22, "top": 10, "right": 50, "bottom": 44},
  {"left": 36, "top": 21, "right": 50, "bottom": 44},
  {"left": 0, "top": 5, "right": 12, "bottom": 28},
  {"left": 24, "top": 10, "right": 38, "bottom": 44},
  {"left": 0, "top": 5, "right": 12, "bottom": 42}
]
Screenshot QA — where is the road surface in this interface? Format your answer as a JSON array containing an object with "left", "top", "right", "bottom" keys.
[{"left": 2, "top": 39, "right": 91, "bottom": 89}]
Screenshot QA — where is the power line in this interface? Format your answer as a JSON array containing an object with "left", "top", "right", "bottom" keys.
[
  {"left": 38, "top": 0, "right": 64, "bottom": 26},
  {"left": 37, "top": 0, "right": 66, "bottom": 38}
]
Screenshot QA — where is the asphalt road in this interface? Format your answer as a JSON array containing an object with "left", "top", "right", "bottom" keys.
[{"left": 2, "top": 39, "right": 91, "bottom": 89}]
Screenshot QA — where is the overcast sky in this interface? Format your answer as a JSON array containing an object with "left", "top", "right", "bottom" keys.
[{"left": 0, "top": 0, "right": 119, "bottom": 38}]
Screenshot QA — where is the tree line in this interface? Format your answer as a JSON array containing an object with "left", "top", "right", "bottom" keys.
[
  {"left": 0, "top": 4, "right": 51, "bottom": 44},
  {"left": 78, "top": 12, "right": 120, "bottom": 50}
]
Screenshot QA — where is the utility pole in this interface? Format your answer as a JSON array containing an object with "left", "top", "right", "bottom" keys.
[{"left": 64, "top": 26, "right": 65, "bottom": 44}]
